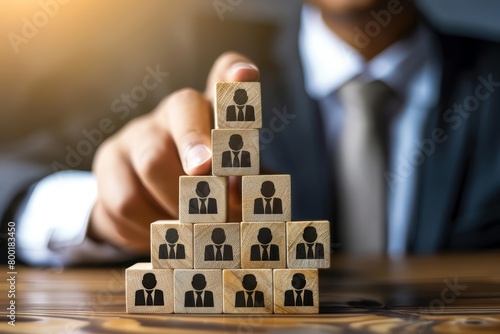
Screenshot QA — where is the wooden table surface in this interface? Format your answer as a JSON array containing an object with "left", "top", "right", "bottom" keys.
[{"left": 1, "top": 252, "right": 500, "bottom": 334}]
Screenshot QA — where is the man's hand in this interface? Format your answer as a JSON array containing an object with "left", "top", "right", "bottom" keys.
[{"left": 89, "top": 52, "right": 259, "bottom": 254}]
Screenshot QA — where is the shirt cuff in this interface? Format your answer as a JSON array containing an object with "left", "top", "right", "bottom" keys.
[{"left": 16, "top": 171, "right": 135, "bottom": 266}]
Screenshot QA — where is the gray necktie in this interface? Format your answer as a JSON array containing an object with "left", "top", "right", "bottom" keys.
[{"left": 338, "top": 79, "right": 394, "bottom": 254}]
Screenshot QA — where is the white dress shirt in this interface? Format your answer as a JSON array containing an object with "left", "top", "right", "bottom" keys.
[
  {"left": 299, "top": 5, "right": 442, "bottom": 254},
  {"left": 16, "top": 171, "right": 133, "bottom": 266}
]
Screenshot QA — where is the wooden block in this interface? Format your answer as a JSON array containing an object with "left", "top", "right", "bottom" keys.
[
  {"left": 211, "top": 129, "right": 259, "bottom": 176},
  {"left": 273, "top": 269, "right": 319, "bottom": 314},
  {"left": 125, "top": 263, "right": 174, "bottom": 313},
  {"left": 215, "top": 82, "right": 262, "bottom": 129},
  {"left": 240, "top": 222, "right": 286, "bottom": 269},
  {"left": 286, "top": 221, "right": 331, "bottom": 269},
  {"left": 223, "top": 269, "right": 273, "bottom": 314},
  {"left": 194, "top": 223, "right": 241, "bottom": 269},
  {"left": 179, "top": 176, "right": 227, "bottom": 223},
  {"left": 173, "top": 269, "right": 223, "bottom": 313},
  {"left": 151, "top": 221, "right": 193, "bottom": 269},
  {"left": 242, "top": 175, "right": 291, "bottom": 222}
]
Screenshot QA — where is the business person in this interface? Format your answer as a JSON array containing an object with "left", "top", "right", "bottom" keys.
[
  {"left": 235, "top": 274, "right": 265, "bottom": 307},
  {"left": 221, "top": 134, "right": 251, "bottom": 168},
  {"left": 226, "top": 88, "right": 255, "bottom": 122},
  {"left": 296, "top": 226, "right": 325, "bottom": 260},
  {"left": 189, "top": 181, "right": 218, "bottom": 214},
  {"left": 204, "top": 227, "right": 233, "bottom": 261},
  {"left": 184, "top": 274, "right": 214, "bottom": 307},
  {"left": 253, "top": 181, "right": 283, "bottom": 215},
  {"left": 2, "top": 0, "right": 500, "bottom": 266},
  {"left": 250, "top": 227, "right": 280, "bottom": 261},
  {"left": 284, "top": 273, "right": 313, "bottom": 307},
  {"left": 158, "top": 228, "right": 185, "bottom": 260},
  {"left": 135, "top": 273, "right": 164, "bottom": 306}
]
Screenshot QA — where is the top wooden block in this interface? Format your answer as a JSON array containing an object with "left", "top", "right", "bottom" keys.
[{"left": 215, "top": 82, "right": 262, "bottom": 129}]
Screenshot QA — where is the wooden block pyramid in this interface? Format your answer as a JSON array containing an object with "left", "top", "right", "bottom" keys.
[{"left": 126, "top": 81, "right": 331, "bottom": 314}]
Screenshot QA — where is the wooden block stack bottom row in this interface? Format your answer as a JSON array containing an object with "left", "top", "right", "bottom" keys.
[{"left": 126, "top": 82, "right": 330, "bottom": 314}]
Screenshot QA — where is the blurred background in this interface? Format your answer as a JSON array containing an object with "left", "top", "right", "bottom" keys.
[{"left": 1, "top": 0, "right": 500, "bottom": 155}]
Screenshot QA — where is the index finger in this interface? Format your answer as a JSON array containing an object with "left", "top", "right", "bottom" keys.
[{"left": 204, "top": 51, "right": 260, "bottom": 102}]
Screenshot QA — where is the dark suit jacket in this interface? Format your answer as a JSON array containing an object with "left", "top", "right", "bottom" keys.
[
  {"left": 226, "top": 105, "right": 255, "bottom": 121},
  {"left": 158, "top": 243, "right": 185, "bottom": 259},
  {"left": 284, "top": 289, "right": 313, "bottom": 306},
  {"left": 250, "top": 244, "right": 279, "bottom": 261},
  {"left": 189, "top": 197, "right": 217, "bottom": 214},
  {"left": 254, "top": 197, "right": 283, "bottom": 214},
  {"left": 204, "top": 244, "right": 233, "bottom": 261},
  {"left": 221, "top": 150, "right": 251, "bottom": 167},
  {"left": 184, "top": 290, "right": 214, "bottom": 307},
  {"left": 235, "top": 290, "right": 265, "bottom": 307},
  {"left": 135, "top": 289, "right": 164, "bottom": 306},
  {"left": 2, "top": 1, "right": 500, "bottom": 263},
  {"left": 296, "top": 242, "right": 325, "bottom": 259}
]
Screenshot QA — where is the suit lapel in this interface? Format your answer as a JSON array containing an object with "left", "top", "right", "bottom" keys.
[{"left": 409, "top": 33, "right": 477, "bottom": 252}]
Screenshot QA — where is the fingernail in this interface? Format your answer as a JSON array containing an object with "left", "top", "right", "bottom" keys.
[
  {"left": 230, "top": 62, "right": 258, "bottom": 75},
  {"left": 185, "top": 144, "right": 211, "bottom": 170}
]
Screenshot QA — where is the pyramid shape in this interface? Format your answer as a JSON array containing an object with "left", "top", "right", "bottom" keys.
[{"left": 125, "top": 81, "right": 330, "bottom": 314}]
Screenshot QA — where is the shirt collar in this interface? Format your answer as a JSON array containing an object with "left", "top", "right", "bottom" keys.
[{"left": 299, "top": 4, "right": 433, "bottom": 100}]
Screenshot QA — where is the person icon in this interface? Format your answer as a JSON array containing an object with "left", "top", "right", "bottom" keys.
[
  {"left": 184, "top": 274, "right": 214, "bottom": 307},
  {"left": 204, "top": 228, "right": 233, "bottom": 261},
  {"left": 235, "top": 274, "right": 265, "bottom": 307},
  {"left": 221, "top": 134, "right": 251, "bottom": 168},
  {"left": 226, "top": 88, "right": 255, "bottom": 122},
  {"left": 189, "top": 181, "right": 217, "bottom": 214},
  {"left": 254, "top": 181, "right": 283, "bottom": 214},
  {"left": 135, "top": 273, "right": 164, "bottom": 306},
  {"left": 158, "top": 228, "right": 185, "bottom": 259},
  {"left": 284, "top": 273, "right": 314, "bottom": 306},
  {"left": 250, "top": 227, "right": 280, "bottom": 261},
  {"left": 296, "top": 226, "right": 325, "bottom": 260}
]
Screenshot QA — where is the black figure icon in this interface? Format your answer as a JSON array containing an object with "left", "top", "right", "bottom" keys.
[
  {"left": 204, "top": 228, "right": 233, "bottom": 261},
  {"left": 226, "top": 88, "right": 255, "bottom": 122},
  {"left": 235, "top": 274, "right": 265, "bottom": 307},
  {"left": 284, "top": 273, "right": 314, "bottom": 306},
  {"left": 184, "top": 274, "right": 214, "bottom": 307},
  {"left": 250, "top": 227, "right": 280, "bottom": 261},
  {"left": 254, "top": 181, "right": 283, "bottom": 214},
  {"left": 296, "top": 226, "right": 325, "bottom": 259},
  {"left": 135, "top": 273, "right": 164, "bottom": 306},
  {"left": 158, "top": 228, "right": 185, "bottom": 259},
  {"left": 221, "top": 134, "right": 251, "bottom": 168},
  {"left": 189, "top": 181, "right": 217, "bottom": 214}
]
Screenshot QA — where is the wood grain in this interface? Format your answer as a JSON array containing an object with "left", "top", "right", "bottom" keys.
[
  {"left": 215, "top": 82, "right": 262, "bottom": 129},
  {"left": 125, "top": 263, "right": 174, "bottom": 314},
  {"left": 173, "top": 269, "right": 223, "bottom": 314},
  {"left": 179, "top": 176, "right": 227, "bottom": 223},
  {"left": 273, "top": 269, "right": 319, "bottom": 314},
  {"left": 194, "top": 223, "right": 241, "bottom": 269},
  {"left": 286, "top": 221, "right": 331, "bottom": 269},
  {"left": 150, "top": 220, "right": 193, "bottom": 269},
  {"left": 223, "top": 269, "right": 273, "bottom": 314},
  {"left": 242, "top": 175, "right": 291, "bottom": 222},
  {"left": 240, "top": 222, "right": 286, "bottom": 269},
  {"left": 4, "top": 252, "right": 500, "bottom": 333},
  {"left": 211, "top": 129, "right": 260, "bottom": 176}
]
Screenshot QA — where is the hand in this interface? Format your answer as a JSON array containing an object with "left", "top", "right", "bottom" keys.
[{"left": 89, "top": 52, "right": 260, "bottom": 254}]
